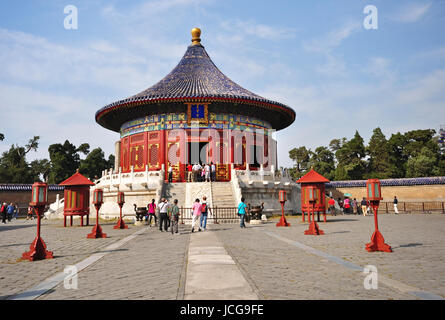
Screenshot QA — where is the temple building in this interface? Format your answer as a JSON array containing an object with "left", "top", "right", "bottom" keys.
[
  {"left": 96, "top": 28, "right": 295, "bottom": 182},
  {"left": 92, "top": 28, "right": 300, "bottom": 219}
]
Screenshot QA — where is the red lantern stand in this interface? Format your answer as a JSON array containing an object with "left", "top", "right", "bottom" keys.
[
  {"left": 22, "top": 182, "right": 54, "bottom": 261},
  {"left": 87, "top": 189, "right": 107, "bottom": 238},
  {"left": 114, "top": 192, "right": 128, "bottom": 229},
  {"left": 296, "top": 169, "right": 329, "bottom": 223},
  {"left": 304, "top": 186, "right": 324, "bottom": 235},
  {"left": 365, "top": 179, "right": 392, "bottom": 252},
  {"left": 276, "top": 190, "right": 290, "bottom": 227},
  {"left": 59, "top": 170, "right": 95, "bottom": 227}
]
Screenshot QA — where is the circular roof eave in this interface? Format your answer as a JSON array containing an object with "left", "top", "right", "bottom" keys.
[{"left": 95, "top": 96, "right": 295, "bottom": 132}]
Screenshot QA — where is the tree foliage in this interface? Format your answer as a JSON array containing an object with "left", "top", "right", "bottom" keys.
[{"left": 289, "top": 128, "right": 444, "bottom": 181}]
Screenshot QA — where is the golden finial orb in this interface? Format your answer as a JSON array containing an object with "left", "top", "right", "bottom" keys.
[{"left": 191, "top": 27, "right": 201, "bottom": 45}]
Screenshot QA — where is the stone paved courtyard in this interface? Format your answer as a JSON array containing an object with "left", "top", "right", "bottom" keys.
[{"left": 1, "top": 213, "right": 444, "bottom": 300}]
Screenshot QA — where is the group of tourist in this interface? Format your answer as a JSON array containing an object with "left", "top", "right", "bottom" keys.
[
  {"left": 139, "top": 195, "right": 249, "bottom": 233},
  {"left": 327, "top": 195, "right": 400, "bottom": 216},
  {"left": 0, "top": 202, "right": 19, "bottom": 224},
  {"left": 185, "top": 162, "right": 216, "bottom": 182}
]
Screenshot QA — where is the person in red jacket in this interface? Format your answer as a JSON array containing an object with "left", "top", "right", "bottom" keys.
[
  {"left": 328, "top": 197, "right": 336, "bottom": 216},
  {"left": 1, "top": 202, "right": 7, "bottom": 224}
]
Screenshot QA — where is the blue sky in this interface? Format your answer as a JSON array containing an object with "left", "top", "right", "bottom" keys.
[{"left": 1, "top": 0, "right": 445, "bottom": 168}]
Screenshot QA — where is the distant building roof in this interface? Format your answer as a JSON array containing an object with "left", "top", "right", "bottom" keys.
[
  {"left": 59, "top": 170, "right": 95, "bottom": 186},
  {"left": 0, "top": 184, "right": 64, "bottom": 191},
  {"left": 296, "top": 169, "right": 330, "bottom": 184},
  {"left": 326, "top": 176, "right": 445, "bottom": 188}
]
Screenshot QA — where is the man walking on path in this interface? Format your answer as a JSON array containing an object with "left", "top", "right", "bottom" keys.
[
  {"left": 158, "top": 198, "right": 169, "bottom": 232},
  {"left": 394, "top": 196, "right": 399, "bottom": 214},
  {"left": 169, "top": 199, "right": 180, "bottom": 234},
  {"left": 6, "top": 203, "right": 15, "bottom": 222},
  {"left": 200, "top": 196, "right": 212, "bottom": 231},
  {"left": 191, "top": 199, "right": 202, "bottom": 233},
  {"left": 237, "top": 197, "right": 248, "bottom": 228},
  {"left": 361, "top": 197, "right": 368, "bottom": 217}
]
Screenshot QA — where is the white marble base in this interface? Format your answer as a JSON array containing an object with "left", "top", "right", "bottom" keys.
[{"left": 249, "top": 219, "right": 264, "bottom": 225}]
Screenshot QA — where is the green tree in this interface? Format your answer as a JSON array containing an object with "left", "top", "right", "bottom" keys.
[
  {"left": 30, "top": 159, "right": 51, "bottom": 182},
  {"left": 334, "top": 131, "right": 366, "bottom": 180},
  {"left": 309, "top": 146, "right": 335, "bottom": 180},
  {"left": 0, "top": 145, "right": 38, "bottom": 183},
  {"left": 48, "top": 140, "right": 90, "bottom": 184},
  {"left": 0, "top": 136, "right": 41, "bottom": 183},
  {"left": 289, "top": 146, "right": 311, "bottom": 179},
  {"left": 366, "top": 128, "right": 392, "bottom": 179},
  {"left": 405, "top": 147, "right": 438, "bottom": 177},
  {"left": 79, "top": 148, "right": 109, "bottom": 180}
]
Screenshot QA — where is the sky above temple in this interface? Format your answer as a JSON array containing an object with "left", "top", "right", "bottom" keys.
[{"left": 1, "top": 0, "right": 444, "bottom": 168}]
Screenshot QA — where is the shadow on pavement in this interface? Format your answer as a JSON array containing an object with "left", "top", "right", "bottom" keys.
[{"left": 0, "top": 224, "right": 37, "bottom": 232}]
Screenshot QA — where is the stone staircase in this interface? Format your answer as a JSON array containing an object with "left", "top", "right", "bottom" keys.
[
  {"left": 162, "top": 183, "right": 187, "bottom": 207},
  {"left": 211, "top": 182, "right": 237, "bottom": 208}
]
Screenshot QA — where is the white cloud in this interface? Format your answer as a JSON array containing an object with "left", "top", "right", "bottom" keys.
[{"left": 394, "top": 2, "right": 433, "bottom": 23}]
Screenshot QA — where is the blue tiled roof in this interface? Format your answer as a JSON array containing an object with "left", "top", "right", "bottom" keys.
[
  {"left": 96, "top": 41, "right": 295, "bottom": 132},
  {"left": 0, "top": 184, "right": 64, "bottom": 191},
  {"left": 326, "top": 177, "right": 445, "bottom": 188}
]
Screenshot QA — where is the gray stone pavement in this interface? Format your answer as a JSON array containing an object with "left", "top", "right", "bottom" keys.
[
  {"left": 213, "top": 214, "right": 445, "bottom": 300},
  {"left": 1, "top": 213, "right": 444, "bottom": 300}
]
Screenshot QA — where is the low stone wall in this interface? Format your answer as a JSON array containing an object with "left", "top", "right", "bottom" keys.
[
  {"left": 326, "top": 177, "right": 445, "bottom": 202},
  {"left": 0, "top": 185, "right": 64, "bottom": 216}
]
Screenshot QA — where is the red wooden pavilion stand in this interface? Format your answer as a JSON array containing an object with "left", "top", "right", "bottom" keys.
[
  {"left": 87, "top": 189, "right": 107, "bottom": 239},
  {"left": 22, "top": 182, "right": 54, "bottom": 261},
  {"left": 114, "top": 191, "right": 128, "bottom": 229},
  {"left": 59, "top": 170, "right": 95, "bottom": 227},
  {"left": 304, "top": 186, "right": 325, "bottom": 235},
  {"left": 365, "top": 179, "right": 392, "bottom": 252},
  {"left": 296, "top": 169, "right": 329, "bottom": 223},
  {"left": 276, "top": 190, "right": 290, "bottom": 227}
]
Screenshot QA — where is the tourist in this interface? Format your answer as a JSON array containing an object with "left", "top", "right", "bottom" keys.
[
  {"left": 191, "top": 198, "right": 202, "bottom": 233},
  {"left": 26, "top": 206, "right": 34, "bottom": 220},
  {"left": 147, "top": 199, "right": 157, "bottom": 227},
  {"left": 187, "top": 164, "right": 193, "bottom": 182},
  {"left": 192, "top": 163, "right": 199, "bottom": 182},
  {"left": 211, "top": 162, "right": 216, "bottom": 182},
  {"left": 158, "top": 198, "right": 169, "bottom": 232},
  {"left": 361, "top": 197, "right": 368, "bottom": 217},
  {"left": 6, "top": 203, "right": 15, "bottom": 222},
  {"left": 1, "top": 202, "right": 7, "bottom": 224},
  {"left": 352, "top": 198, "right": 358, "bottom": 215},
  {"left": 343, "top": 197, "right": 350, "bottom": 214},
  {"left": 237, "top": 197, "right": 248, "bottom": 228},
  {"left": 200, "top": 196, "right": 212, "bottom": 231},
  {"left": 328, "top": 197, "right": 336, "bottom": 216},
  {"left": 337, "top": 198, "right": 343, "bottom": 214},
  {"left": 204, "top": 163, "right": 211, "bottom": 182},
  {"left": 168, "top": 166, "right": 173, "bottom": 183},
  {"left": 201, "top": 165, "right": 205, "bottom": 182},
  {"left": 394, "top": 196, "right": 399, "bottom": 214},
  {"left": 165, "top": 199, "right": 171, "bottom": 229},
  {"left": 169, "top": 199, "right": 180, "bottom": 234},
  {"left": 12, "top": 203, "right": 19, "bottom": 220}
]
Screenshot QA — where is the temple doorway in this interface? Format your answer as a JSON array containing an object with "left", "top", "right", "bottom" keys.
[{"left": 187, "top": 142, "right": 209, "bottom": 165}]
